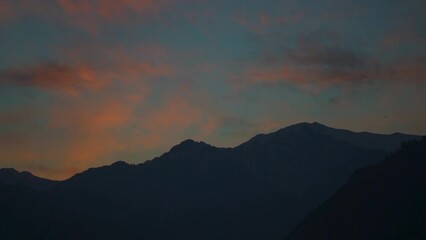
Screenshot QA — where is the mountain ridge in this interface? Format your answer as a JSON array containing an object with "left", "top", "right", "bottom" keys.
[
  {"left": 0, "top": 122, "right": 421, "bottom": 240},
  {"left": 1, "top": 122, "right": 419, "bottom": 182}
]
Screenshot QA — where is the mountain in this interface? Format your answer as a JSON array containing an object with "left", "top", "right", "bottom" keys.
[
  {"left": 0, "top": 122, "right": 420, "bottom": 239},
  {"left": 1, "top": 140, "right": 296, "bottom": 240},
  {"left": 303, "top": 122, "right": 418, "bottom": 152},
  {"left": 285, "top": 137, "right": 426, "bottom": 240},
  {"left": 230, "top": 122, "right": 419, "bottom": 214},
  {"left": 55, "top": 140, "right": 299, "bottom": 239},
  {"left": 0, "top": 168, "right": 57, "bottom": 191}
]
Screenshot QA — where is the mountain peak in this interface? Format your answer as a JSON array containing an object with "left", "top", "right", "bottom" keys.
[
  {"left": 0, "top": 168, "right": 20, "bottom": 175},
  {"left": 241, "top": 122, "right": 331, "bottom": 146},
  {"left": 174, "top": 139, "right": 210, "bottom": 148},
  {"left": 311, "top": 121, "right": 326, "bottom": 127},
  {"left": 288, "top": 122, "right": 328, "bottom": 129},
  {"left": 180, "top": 139, "right": 198, "bottom": 145},
  {"left": 111, "top": 160, "right": 130, "bottom": 167},
  {"left": 271, "top": 122, "right": 330, "bottom": 137},
  {"left": 165, "top": 139, "right": 215, "bottom": 158}
]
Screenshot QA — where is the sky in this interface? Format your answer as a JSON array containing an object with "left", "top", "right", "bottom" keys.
[{"left": 0, "top": 0, "right": 425, "bottom": 180}]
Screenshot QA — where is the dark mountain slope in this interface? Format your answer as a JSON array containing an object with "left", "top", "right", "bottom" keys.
[
  {"left": 62, "top": 124, "right": 401, "bottom": 237},
  {"left": 0, "top": 168, "right": 57, "bottom": 190},
  {"left": 285, "top": 137, "right": 426, "bottom": 240},
  {"left": 305, "top": 122, "right": 420, "bottom": 152},
  {"left": 231, "top": 123, "right": 387, "bottom": 213},
  {"left": 0, "top": 140, "right": 300, "bottom": 239},
  {"left": 0, "top": 123, "right": 420, "bottom": 239}
]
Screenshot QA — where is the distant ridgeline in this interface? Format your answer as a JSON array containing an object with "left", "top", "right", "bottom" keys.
[{"left": 0, "top": 122, "right": 421, "bottom": 240}]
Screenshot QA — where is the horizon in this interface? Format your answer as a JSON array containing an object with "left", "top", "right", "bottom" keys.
[
  {"left": 2, "top": 121, "right": 422, "bottom": 180},
  {"left": 1, "top": 0, "right": 425, "bottom": 180}
]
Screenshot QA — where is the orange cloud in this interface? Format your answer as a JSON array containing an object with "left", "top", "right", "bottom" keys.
[
  {"left": 0, "top": 62, "right": 107, "bottom": 96},
  {"left": 0, "top": 45, "right": 175, "bottom": 96},
  {"left": 0, "top": 81, "right": 149, "bottom": 180},
  {"left": 61, "top": 43, "right": 176, "bottom": 81},
  {"left": 137, "top": 93, "right": 221, "bottom": 150},
  {"left": 0, "top": 42, "right": 180, "bottom": 179},
  {"left": 0, "top": 1, "right": 15, "bottom": 24},
  {"left": 50, "top": 100, "right": 133, "bottom": 132},
  {"left": 58, "top": 0, "right": 167, "bottom": 19},
  {"left": 35, "top": 90, "right": 220, "bottom": 179},
  {"left": 44, "top": 98, "right": 139, "bottom": 177},
  {"left": 386, "top": 56, "right": 426, "bottom": 83},
  {"left": 140, "top": 97, "right": 202, "bottom": 149}
]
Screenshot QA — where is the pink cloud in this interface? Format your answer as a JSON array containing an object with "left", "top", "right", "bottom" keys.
[
  {"left": 0, "top": 72, "right": 222, "bottom": 180},
  {"left": 0, "top": 1, "right": 15, "bottom": 24},
  {"left": 0, "top": 62, "right": 107, "bottom": 96},
  {"left": 235, "top": 53, "right": 426, "bottom": 93},
  {"left": 0, "top": 44, "right": 175, "bottom": 96}
]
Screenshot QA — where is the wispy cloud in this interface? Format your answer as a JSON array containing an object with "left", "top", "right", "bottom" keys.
[
  {"left": 0, "top": 0, "right": 171, "bottom": 32},
  {"left": 234, "top": 30, "right": 425, "bottom": 91},
  {"left": 0, "top": 45, "right": 175, "bottom": 95},
  {"left": 0, "top": 1, "right": 15, "bottom": 24},
  {"left": 0, "top": 61, "right": 104, "bottom": 95}
]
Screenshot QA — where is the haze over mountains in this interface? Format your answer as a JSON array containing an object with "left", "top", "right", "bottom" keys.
[{"left": 0, "top": 122, "right": 421, "bottom": 239}]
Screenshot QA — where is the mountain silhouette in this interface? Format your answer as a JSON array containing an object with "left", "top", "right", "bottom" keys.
[
  {"left": 0, "top": 168, "right": 57, "bottom": 191},
  {"left": 0, "top": 122, "right": 420, "bottom": 239},
  {"left": 285, "top": 137, "right": 426, "bottom": 240},
  {"left": 230, "top": 122, "right": 418, "bottom": 214}
]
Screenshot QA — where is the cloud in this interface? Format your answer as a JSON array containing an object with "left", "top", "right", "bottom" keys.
[
  {"left": 0, "top": 1, "right": 15, "bottom": 24},
  {"left": 48, "top": 99, "right": 135, "bottom": 167},
  {"left": 57, "top": 0, "right": 170, "bottom": 31},
  {"left": 235, "top": 31, "right": 425, "bottom": 91},
  {"left": 384, "top": 55, "right": 426, "bottom": 83},
  {"left": 58, "top": 0, "right": 167, "bottom": 18},
  {"left": 0, "top": 78, "right": 224, "bottom": 180},
  {"left": 0, "top": 62, "right": 104, "bottom": 95},
  {"left": 287, "top": 37, "right": 367, "bottom": 70},
  {"left": 0, "top": 45, "right": 175, "bottom": 95},
  {"left": 0, "top": 95, "right": 144, "bottom": 180},
  {"left": 0, "top": 0, "right": 171, "bottom": 31},
  {"left": 0, "top": 42, "right": 177, "bottom": 179}
]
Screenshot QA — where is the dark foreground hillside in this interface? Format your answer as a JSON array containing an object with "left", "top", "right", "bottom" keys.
[{"left": 285, "top": 137, "right": 426, "bottom": 240}]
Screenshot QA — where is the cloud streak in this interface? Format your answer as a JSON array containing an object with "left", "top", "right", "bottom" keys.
[
  {"left": 0, "top": 62, "right": 103, "bottom": 95},
  {"left": 0, "top": 0, "right": 171, "bottom": 31},
  {"left": 0, "top": 1, "right": 15, "bottom": 24},
  {"left": 236, "top": 31, "right": 425, "bottom": 91},
  {"left": 0, "top": 45, "right": 175, "bottom": 95}
]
